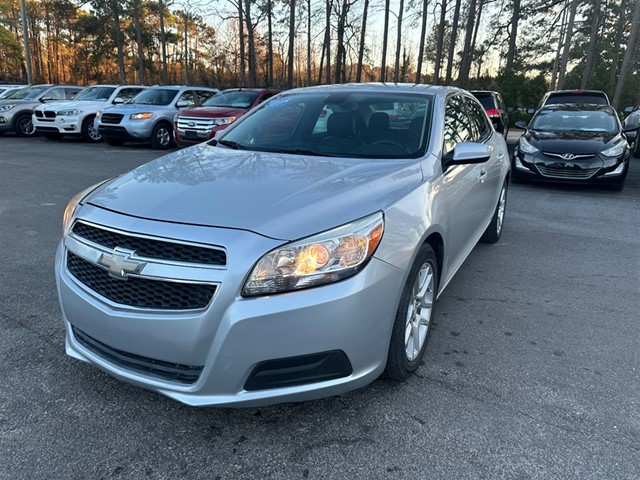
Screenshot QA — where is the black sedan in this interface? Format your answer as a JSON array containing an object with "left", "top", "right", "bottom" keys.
[{"left": 512, "top": 104, "right": 634, "bottom": 191}]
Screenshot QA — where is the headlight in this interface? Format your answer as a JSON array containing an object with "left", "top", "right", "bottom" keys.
[
  {"left": 0, "top": 104, "right": 15, "bottom": 112},
  {"left": 57, "top": 109, "right": 82, "bottom": 116},
  {"left": 96, "top": 111, "right": 102, "bottom": 118},
  {"left": 519, "top": 136, "right": 539, "bottom": 154},
  {"left": 242, "top": 212, "right": 384, "bottom": 296},
  {"left": 130, "top": 112, "right": 153, "bottom": 120},
  {"left": 62, "top": 178, "right": 114, "bottom": 236},
  {"left": 601, "top": 138, "right": 627, "bottom": 157},
  {"left": 212, "top": 117, "right": 236, "bottom": 126}
]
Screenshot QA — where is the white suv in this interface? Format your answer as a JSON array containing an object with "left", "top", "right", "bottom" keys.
[{"left": 33, "top": 85, "right": 146, "bottom": 142}]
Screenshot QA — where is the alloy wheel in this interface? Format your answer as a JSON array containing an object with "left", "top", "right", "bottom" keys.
[{"left": 404, "top": 262, "right": 434, "bottom": 361}]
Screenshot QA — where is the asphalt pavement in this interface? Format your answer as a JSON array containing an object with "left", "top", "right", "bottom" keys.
[{"left": 0, "top": 135, "right": 639, "bottom": 480}]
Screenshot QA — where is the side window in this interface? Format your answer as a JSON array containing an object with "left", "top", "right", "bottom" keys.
[
  {"left": 118, "top": 88, "right": 143, "bottom": 102},
  {"left": 465, "top": 97, "right": 492, "bottom": 141},
  {"left": 196, "top": 90, "right": 216, "bottom": 105},
  {"left": 177, "top": 90, "right": 195, "bottom": 107},
  {"left": 443, "top": 95, "right": 474, "bottom": 156}
]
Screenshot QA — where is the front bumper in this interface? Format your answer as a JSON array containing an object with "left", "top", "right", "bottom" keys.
[
  {"left": 33, "top": 114, "right": 82, "bottom": 134},
  {"left": 97, "top": 118, "right": 155, "bottom": 142},
  {"left": 0, "top": 114, "right": 14, "bottom": 131},
  {"left": 174, "top": 123, "right": 230, "bottom": 146},
  {"left": 56, "top": 206, "right": 403, "bottom": 407},
  {"left": 513, "top": 148, "right": 628, "bottom": 185}
]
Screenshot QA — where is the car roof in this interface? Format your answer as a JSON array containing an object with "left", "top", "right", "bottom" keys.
[
  {"left": 277, "top": 82, "right": 456, "bottom": 96},
  {"left": 221, "top": 88, "right": 281, "bottom": 93}
]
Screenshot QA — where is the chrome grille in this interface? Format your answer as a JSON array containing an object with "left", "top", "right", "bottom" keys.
[
  {"left": 72, "top": 326, "right": 203, "bottom": 384},
  {"left": 536, "top": 165, "right": 599, "bottom": 179},
  {"left": 542, "top": 152, "right": 596, "bottom": 160},
  {"left": 67, "top": 252, "right": 216, "bottom": 310},
  {"left": 101, "top": 113, "right": 124, "bottom": 124},
  {"left": 176, "top": 116, "right": 216, "bottom": 132},
  {"left": 44, "top": 111, "right": 56, "bottom": 118},
  {"left": 72, "top": 222, "right": 226, "bottom": 266}
]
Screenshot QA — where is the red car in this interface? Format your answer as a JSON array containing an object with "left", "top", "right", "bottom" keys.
[{"left": 174, "top": 88, "right": 281, "bottom": 146}]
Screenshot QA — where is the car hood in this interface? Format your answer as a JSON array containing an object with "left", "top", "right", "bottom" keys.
[
  {"left": 37, "top": 100, "right": 107, "bottom": 112},
  {"left": 178, "top": 106, "right": 248, "bottom": 118},
  {"left": 87, "top": 144, "right": 423, "bottom": 240},
  {"left": 528, "top": 130, "right": 618, "bottom": 154},
  {"left": 101, "top": 104, "right": 175, "bottom": 114}
]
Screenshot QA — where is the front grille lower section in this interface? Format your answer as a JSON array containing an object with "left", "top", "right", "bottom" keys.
[
  {"left": 72, "top": 326, "right": 203, "bottom": 384},
  {"left": 536, "top": 164, "right": 599, "bottom": 179},
  {"left": 101, "top": 113, "right": 124, "bottom": 124},
  {"left": 67, "top": 252, "right": 216, "bottom": 310},
  {"left": 72, "top": 222, "right": 227, "bottom": 266}
]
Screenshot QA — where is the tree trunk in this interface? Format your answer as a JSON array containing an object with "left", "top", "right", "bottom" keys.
[
  {"left": 244, "top": 0, "right": 257, "bottom": 86},
  {"left": 183, "top": 14, "right": 189, "bottom": 84},
  {"left": 550, "top": 5, "right": 568, "bottom": 89},
  {"left": 112, "top": 0, "right": 126, "bottom": 83},
  {"left": 133, "top": 0, "right": 145, "bottom": 85},
  {"left": 457, "top": 0, "right": 477, "bottom": 87},
  {"left": 380, "top": 0, "right": 390, "bottom": 81},
  {"left": 335, "top": 0, "right": 350, "bottom": 83},
  {"left": 445, "top": 0, "right": 462, "bottom": 84},
  {"left": 237, "top": 0, "right": 246, "bottom": 85},
  {"left": 307, "top": 0, "right": 312, "bottom": 85},
  {"left": 288, "top": 0, "right": 296, "bottom": 88},
  {"left": 393, "top": 0, "right": 405, "bottom": 83},
  {"left": 356, "top": 0, "right": 369, "bottom": 82},
  {"left": 580, "top": 0, "right": 601, "bottom": 88},
  {"left": 613, "top": 0, "right": 640, "bottom": 108},
  {"left": 159, "top": 0, "right": 168, "bottom": 83},
  {"left": 505, "top": 0, "right": 521, "bottom": 71},
  {"left": 556, "top": 0, "right": 578, "bottom": 90},
  {"left": 609, "top": 0, "right": 627, "bottom": 88},
  {"left": 433, "top": 0, "right": 447, "bottom": 84},
  {"left": 416, "top": 0, "right": 428, "bottom": 83},
  {"left": 267, "top": 0, "right": 273, "bottom": 85},
  {"left": 324, "top": 0, "right": 332, "bottom": 84}
]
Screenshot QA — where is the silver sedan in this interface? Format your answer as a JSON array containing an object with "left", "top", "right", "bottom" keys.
[{"left": 55, "top": 84, "right": 510, "bottom": 407}]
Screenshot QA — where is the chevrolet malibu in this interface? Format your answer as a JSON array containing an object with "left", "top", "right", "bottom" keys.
[{"left": 56, "top": 84, "right": 510, "bottom": 407}]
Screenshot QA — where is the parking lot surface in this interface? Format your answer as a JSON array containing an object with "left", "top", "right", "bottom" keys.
[{"left": 1, "top": 136, "right": 639, "bottom": 479}]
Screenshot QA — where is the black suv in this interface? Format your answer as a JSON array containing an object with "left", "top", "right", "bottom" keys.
[
  {"left": 470, "top": 90, "right": 509, "bottom": 134},
  {"left": 539, "top": 90, "right": 609, "bottom": 107}
]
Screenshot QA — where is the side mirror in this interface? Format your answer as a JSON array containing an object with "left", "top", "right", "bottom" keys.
[
  {"left": 40, "top": 96, "right": 54, "bottom": 102},
  {"left": 443, "top": 142, "right": 491, "bottom": 170},
  {"left": 113, "top": 97, "right": 124, "bottom": 104},
  {"left": 622, "top": 125, "right": 638, "bottom": 133},
  {"left": 514, "top": 120, "right": 528, "bottom": 130},
  {"left": 176, "top": 100, "right": 189, "bottom": 108}
]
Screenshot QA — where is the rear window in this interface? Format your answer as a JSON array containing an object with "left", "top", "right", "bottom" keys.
[
  {"left": 471, "top": 93, "right": 495, "bottom": 110},
  {"left": 544, "top": 92, "right": 609, "bottom": 106}
]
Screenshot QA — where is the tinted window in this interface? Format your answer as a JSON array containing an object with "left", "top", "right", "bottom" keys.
[
  {"left": 203, "top": 91, "right": 259, "bottom": 108},
  {"left": 465, "top": 97, "right": 492, "bottom": 141},
  {"left": 545, "top": 93, "right": 608, "bottom": 105},
  {"left": 9, "top": 86, "right": 47, "bottom": 100},
  {"left": 471, "top": 93, "right": 495, "bottom": 110},
  {"left": 116, "top": 88, "right": 144, "bottom": 102},
  {"left": 65, "top": 88, "right": 83, "bottom": 99},
  {"left": 178, "top": 90, "right": 195, "bottom": 107},
  {"left": 74, "top": 87, "right": 116, "bottom": 101},
  {"left": 45, "top": 88, "right": 67, "bottom": 100},
  {"left": 443, "top": 95, "right": 474, "bottom": 156},
  {"left": 196, "top": 90, "right": 216, "bottom": 104}
]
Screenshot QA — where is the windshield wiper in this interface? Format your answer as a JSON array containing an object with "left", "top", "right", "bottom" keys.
[{"left": 217, "top": 139, "right": 247, "bottom": 150}]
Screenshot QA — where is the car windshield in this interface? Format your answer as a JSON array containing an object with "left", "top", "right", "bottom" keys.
[
  {"left": 530, "top": 109, "right": 618, "bottom": 133},
  {"left": 6, "top": 86, "right": 48, "bottom": 100},
  {"left": 217, "top": 91, "right": 432, "bottom": 158},
  {"left": 130, "top": 88, "right": 178, "bottom": 106},
  {"left": 203, "top": 91, "right": 259, "bottom": 108},
  {"left": 73, "top": 86, "right": 116, "bottom": 102}
]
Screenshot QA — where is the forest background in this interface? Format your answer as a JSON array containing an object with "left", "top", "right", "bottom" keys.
[{"left": 2, "top": 0, "right": 640, "bottom": 114}]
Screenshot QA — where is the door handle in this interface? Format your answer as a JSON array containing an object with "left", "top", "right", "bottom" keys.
[{"left": 479, "top": 169, "right": 487, "bottom": 183}]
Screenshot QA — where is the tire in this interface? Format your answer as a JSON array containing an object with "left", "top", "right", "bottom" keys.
[
  {"left": 81, "top": 115, "right": 101, "bottom": 142},
  {"left": 14, "top": 113, "right": 36, "bottom": 137},
  {"left": 385, "top": 243, "right": 439, "bottom": 381},
  {"left": 43, "top": 132, "right": 63, "bottom": 140},
  {"left": 104, "top": 136, "right": 125, "bottom": 146},
  {"left": 480, "top": 180, "right": 508, "bottom": 243},
  {"left": 150, "top": 122, "right": 174, "bottom": 150}
]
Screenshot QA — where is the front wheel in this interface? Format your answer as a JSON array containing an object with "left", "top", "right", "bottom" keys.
[
  {"left": 81, "top": 116, "right": 101, "bottom": 142},
  {"left": 480, "top": 180, "right": 508, "bottom": 243},
  {"left": 14, "top": 113, "right": 36, "bottom": 137},
  {"left": 150, "top": 123, "right": 174, "bottom": 150},
  {"left": 385, "top": 243, "right": 439, "bottom": 381}
]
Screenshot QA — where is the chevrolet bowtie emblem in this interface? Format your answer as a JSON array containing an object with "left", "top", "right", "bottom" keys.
[{"left": 97, "top": 247, "right": 146, "bottom": 279}]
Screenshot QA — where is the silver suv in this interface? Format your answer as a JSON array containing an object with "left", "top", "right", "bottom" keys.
[
  {"left": 0, "top": 84, "right": 84, "bottom": 137},
  {"left": 33, "top": 85, "right": 146, "bottom": 142},
  {"left": 95, "top": 85, "right": 219, "bottom": 149}
]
